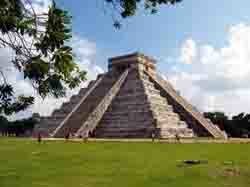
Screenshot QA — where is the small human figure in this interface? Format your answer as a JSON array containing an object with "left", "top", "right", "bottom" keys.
[
  {"left": 65, "top": 132, "right": 70, "bottom": 141},
  {"left": 37, "top": 132, "right": 42, "bottom": 143},
  {"left": 83, "top": 132, "right": 88, "bottom": 143},
  {"left": 83, "top": 136, "right": 88, "bottom": 143},
  {"left": 175, "top": 133, "right": 180, "bottom": 143},
  {"left": 151, "top": 130, "right": 156, "bottom": 142}
]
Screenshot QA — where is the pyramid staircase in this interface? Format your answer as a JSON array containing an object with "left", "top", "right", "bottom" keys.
[
  {"left": 33, "top": 78, "right": 100, "bottom": 136},
  {"left": 34, "top": 53, "right": 227, "bottom": 139}
]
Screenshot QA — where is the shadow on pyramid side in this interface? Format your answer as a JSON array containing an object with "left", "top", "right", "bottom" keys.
[{"left": 33, "top": 53, "right": 227, "bottom": 139}]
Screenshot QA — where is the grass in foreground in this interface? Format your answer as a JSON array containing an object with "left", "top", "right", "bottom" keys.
[{"left": 0, "top": 138, "right": 250, "bottom": 187}]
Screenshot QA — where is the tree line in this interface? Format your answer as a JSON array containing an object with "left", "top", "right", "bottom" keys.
[
  {"left": 0, "top": 116, "right": 36, "bottom": 137},
  {"left": 204, "top": 112, "right": 250, "bottom": 138},
  {"left": 1, "top": 111, "right": 250, "bottom": 138}
]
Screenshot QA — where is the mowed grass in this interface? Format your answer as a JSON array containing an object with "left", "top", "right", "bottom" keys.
[{"left": 1, "top": 139, "right": 250, "bottom": 187}]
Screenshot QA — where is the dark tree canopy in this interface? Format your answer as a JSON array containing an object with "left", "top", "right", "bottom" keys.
[
  {"left": 105, "top": 0, "right": 182, "bottom": 28},
  {"left": 204, "top": 112, "right": 250, "bottom": 138},
  {"left": 106, "top": 0, "right": 182, "bottom": 17},
  {"left": 0, "top": 0, "right": 86, "bottom": 115}
]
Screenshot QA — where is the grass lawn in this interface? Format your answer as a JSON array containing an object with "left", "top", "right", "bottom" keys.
[{"left": 1, "top": 138, "right": 250, "bottom": 187}]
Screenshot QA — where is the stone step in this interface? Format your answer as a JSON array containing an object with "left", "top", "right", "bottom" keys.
[
  {"left": 98, "top": 119, "right": 155, "bottom": 126},
  {"left": 145, "top": 88, "right": 161, "bottom": 95},
  {"left": 53, "top": 107, "right": 74, "bottom": 114},
  {"left": 105, "top": 107, "right": 153, "bottom": 114},
  {"left": 70, "top": 95, "right": 83, "bottom": 102},
  {"left": 113, "top": 97, "right": 149, "bottom": 105},
  {"left": 153, "top": 110, "right": 180, "bottom": 118},
  {"left": 87, "top": 80, "right": 96, "bottom": 88},
  {"left": 121, "top": 82, "right": 144, "bottom": 89},
  {"left": 52, "top": 112, "right": 68, "bottom": 118},
  {"left": 43, "top": 119, "right": 63, "bottom": 126},
  {"left": 95, "top": 126, "right": 155, "bottom": 133},
  {"left": 156, "top": 117, "right": 181, "bottom": 127},
  {"left": 147, "top": 94, "right": 168, "bottom": 102},
  {"left": 110, "top": 101, "right": 151, "bottom": 108},
  {"left": 78, "top": 87, "right": 88, "bottom": 95},
  {"left": 106, "top": 103, "right": 151, "bottom": 112},
  {"left": 101, "top": 110, "right": 153, "bottom": 119},
  {"left": 150, "top": 104, "right": 173, "bottom": 112},
  {"left": 142, "top": 79, "right": 155, "bottom": 86},
  {"left": 94, "top": 129, "right": 153, "bottom": 138},
  {"left": 159, "top": 129, "right": 194, "bottom": 138}
]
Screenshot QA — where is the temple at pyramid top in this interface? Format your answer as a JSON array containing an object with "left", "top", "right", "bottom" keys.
[
  {"left": 108, "top": 52, "right": 156, "bottom": 74},
  {"left": 34, "top": 52, "right": 227, "bottom": 139}
]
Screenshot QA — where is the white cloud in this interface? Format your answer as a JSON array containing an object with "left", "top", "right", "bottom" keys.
[
  {"left": 1, "top": 35, "right": 103, "bottom": 120},
  {"left": 12, "top": 36, "right": 103, "bottom": 120},
  {"left": 23, "top": 0, "right": 51, "bottom": 14},
  {"left": 167, "top": 23, "right": 250, "bottom": 116},
  {"left": 179, "top": 39, "right": 197, "bottom": 64}
]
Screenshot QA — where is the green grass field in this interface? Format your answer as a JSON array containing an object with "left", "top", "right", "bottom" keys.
[{"left": 1, "top": 138, "right": 250, "bottom": 187}]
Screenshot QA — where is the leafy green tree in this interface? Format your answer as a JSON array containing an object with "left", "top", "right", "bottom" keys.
[
  {"left": 204, "top": 112, "right": 228, "bottom": 130},
  {"left": 105, "top": 0, "right": 182, "bottom": 28},
  {"left": 231, "top": 113, "right": 250, "bottom": 137},
  {"left": 0, "top": 116, "right": 37, "bottom": 136},
  {"left": 204, "top": 112, "right": 250, "bottom": 137},
  {"left": 0, "top": 0, "right": 86, "bottom": 115}
]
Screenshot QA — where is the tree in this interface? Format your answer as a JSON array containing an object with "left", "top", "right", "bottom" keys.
[
  {"left": 0, "top": 0, "right": 182, "bottom": 116},
  {"left": 204, "top": 111, "right": 250, "bottom": 138},
  {"left": 105, "top": 0, "right": 182, "bottom": 28},
  {"left": 204, "top": 112, "right": 228, "bottom": 130},
  {"left": 0, "top": 116, "right": 37, "bottom": 136},
  {"left": 0, "top": 0, "right": 86, "bottom": 115},
  {"left": 231, "top": 113, "right": 250, "bottom": 137}
]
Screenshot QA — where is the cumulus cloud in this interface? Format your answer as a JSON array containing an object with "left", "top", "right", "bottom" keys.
[
  {"left": 24, "top": 0, "right": 51, "bottom": 13},
  {"left": 167, "top": 23, "right": 250, "bottom": 116},
  {"left": 179, "top": 39, "right": 197, "bottom": 64},
  {"left": 1, "top": 35, "right": 103, "bottom": 120}
]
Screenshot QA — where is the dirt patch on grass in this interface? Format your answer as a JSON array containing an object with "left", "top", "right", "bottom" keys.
[{"left": 222, "top": 167, "right": 241, "bottom": 177}]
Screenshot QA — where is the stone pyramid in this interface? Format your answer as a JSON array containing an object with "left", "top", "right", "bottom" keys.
[{"left": 34, "top": 53, "right": 227, "bottom": 139}]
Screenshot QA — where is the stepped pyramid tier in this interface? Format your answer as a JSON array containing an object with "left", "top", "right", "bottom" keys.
[{"left": 33, "top": 52, "right": 227, "bottom": 139}]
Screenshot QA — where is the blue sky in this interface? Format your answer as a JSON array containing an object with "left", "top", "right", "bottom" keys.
[
  {"left": 56, "top": 0, "right": 250, "bottom": 71},
  {"left": 5, "top": 0, "right": 250, "bottom": 119}
]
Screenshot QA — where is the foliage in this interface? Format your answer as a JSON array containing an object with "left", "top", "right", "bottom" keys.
[
  {"left": 0, "top": 0, "right": 86, "bottom": 115},
  {"left": 0, "top": 116, "right": 37, "bottom": 136},
  {"left": 105, "top": 0, "right": 182, "bottom": 28},
  {"left": 204, "top": 112, "right": 250, "bottom": 137},
  {"left": 0, "top": 84, "right": 34, "bottom": 115}
]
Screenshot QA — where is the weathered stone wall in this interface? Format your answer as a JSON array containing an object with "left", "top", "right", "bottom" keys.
[
  {"left": 33, "top": 84, "right": 91, "bottom": 137},
  {"left": 94, "top": 68, "right": 155, "bottom": 138},
  {"left": 141, "top": 72, "right": 194, "bottom": 138},
  {"left": 75, "top": 69, "right": 129, "bottom": 137},
  {"left": 53, "top": 72, "right": 119, "bottom": 138}
]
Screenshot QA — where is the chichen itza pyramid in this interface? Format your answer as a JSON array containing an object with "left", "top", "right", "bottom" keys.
[{"left": 34, "top": 53, "right": 227, "bottom": 139}]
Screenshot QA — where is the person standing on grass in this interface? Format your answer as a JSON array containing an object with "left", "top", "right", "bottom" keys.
[
  {"left": 37, "top": 132, "right": 42, "bottom": 143},
  {"left": 65, "top": 132, "right": 70, "bottom": 141},
  {"left": 151, "top": 130, "right": 156, "bottom": 142},
  {"left": 175, "top": 133, "right": 180, "bottom": 143}
]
